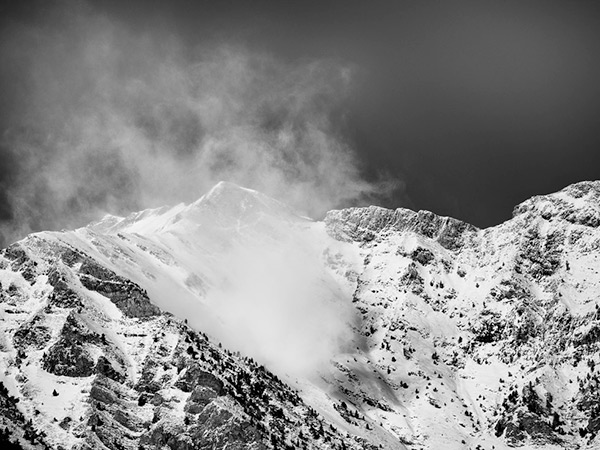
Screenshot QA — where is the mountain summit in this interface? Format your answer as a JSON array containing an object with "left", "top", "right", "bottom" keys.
[
  {"left": 92, "top": 181, "right": 301, "bottom": 236},
  {"left": 1, "top": 181, "right": 600, "bottom": 449}
]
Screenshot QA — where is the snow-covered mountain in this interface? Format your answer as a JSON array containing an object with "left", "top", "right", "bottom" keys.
[{"left": 1, "top": 180, "right": 600, "bottom": 449}]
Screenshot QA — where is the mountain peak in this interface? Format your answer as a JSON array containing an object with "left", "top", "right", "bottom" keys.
[
  {"left": 561, "top": 180, "right": 600, "bottom": 199},
  {"left": 512, "top": 180, "right": 600, "bottom": 228},
  {"left": 191, "top": 180, "right": 303, "bottom": 224},
  {"left": 3, "top": 179, "right": 600, "bottom": 449},
  {"left": 197, "top": 180, "right": 264, "bottom": 208},
  {"left": 87, "top": 182, "right": 302, "bottom": 236},
  {"left": 204, "top": 180, "right": 255, "bottom": 198}
]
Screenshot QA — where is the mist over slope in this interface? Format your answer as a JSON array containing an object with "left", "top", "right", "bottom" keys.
[
  {"left": 86, "top": 181, "right": 361, "bottom": 378},
  {"left": 1, "top": 180, "right": 600, "bottom": 449}
]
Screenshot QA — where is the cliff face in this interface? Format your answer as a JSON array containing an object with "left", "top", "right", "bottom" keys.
[
  {"left": 1, "top": 180, "right": 600, "bottom": 450},
  {"left": 325, "top": 205, "right": 478, "bottom": 251}
]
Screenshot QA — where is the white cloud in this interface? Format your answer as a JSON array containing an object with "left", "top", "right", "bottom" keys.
[{"left": 0, "top": 3, "right": 394, "bottom": 245}]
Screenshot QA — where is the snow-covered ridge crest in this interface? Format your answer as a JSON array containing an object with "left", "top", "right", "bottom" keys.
[
  {"left": 89, "top": 181, "right": 305, "bottom": 236},
  {"left": 325, "top": 204, "right": 479, "bottom": 250},
  {"left": 2, "top": 179, "right": 600, "bottom": 450},
  {"left": 193, "top": 180, "right": 301, "bottom": 218},
  {"left": 512, "top": 180, "right": 600, "bottom": 227},
  {"left": 76, "top": 180, "right": 358, "bottom": 380}
]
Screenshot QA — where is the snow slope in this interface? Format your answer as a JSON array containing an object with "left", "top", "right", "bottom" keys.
[{"left": 1, "top": 180, "right": 600, "bottom": 449}]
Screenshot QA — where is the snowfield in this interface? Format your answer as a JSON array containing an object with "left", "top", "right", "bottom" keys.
[{"left": 1, "top": 180, "right": 600, "bottom": 449}]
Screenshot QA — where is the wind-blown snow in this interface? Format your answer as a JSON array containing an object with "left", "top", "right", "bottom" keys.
[
  {"left": 84, "top": 181, "right": 362, "bottom": 378},
  {"left": 2, "top": 180, "right": 600, "bottom": 449}
]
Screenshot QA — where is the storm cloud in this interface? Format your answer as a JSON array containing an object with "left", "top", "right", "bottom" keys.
[
  {"left": 0, "top": 1, "right": 393, "bottom": 246},
  {"left": 2, "top": 0, "right": 600, "bottom": 245}
]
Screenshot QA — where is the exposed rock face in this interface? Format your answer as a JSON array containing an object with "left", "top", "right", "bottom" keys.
[
  {"left": 0, "top": 381, "right": 49, "bottom": 449},
  {"left": 174, "top": 364, "right": 224, "bottom": 394},
  {"left": 325, "top": 205, "right": 478, "bottom": 250},
  {"left": 512, "top": 181, "right": 600, "bottom": 228},
  {"left": 515, "top": 228, "right": 565, "bottom": 278},
  {"left": 78, "top": 259, "right": 160, "bottom": 318},
  {"left": 47, "top": 269, "right": 83, "bottom": 308},
  {"left": 41, "top": 313, "right": 102, "bottom": 377},
  {"left": 42, "top": 338, "right": 96, "bottom": 377},
  {"left": 13, "top": 314, "right": 52, "bottom": 350}
]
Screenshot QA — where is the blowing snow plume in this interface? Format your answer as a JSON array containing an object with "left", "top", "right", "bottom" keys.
[
  {"left": 206, "top": 223, "right": 358, "bottom": 379},
  {"left": 0, "top": 2, "right": 394, "bottom": 247}
]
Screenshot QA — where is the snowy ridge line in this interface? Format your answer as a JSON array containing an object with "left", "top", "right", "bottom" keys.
[{"left": 1, "top": 179, "right": 600, "bottom": 449}]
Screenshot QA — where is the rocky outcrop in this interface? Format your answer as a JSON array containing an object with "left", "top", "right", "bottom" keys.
[
  {"left": 41, "top": 312, "right": 104, "bottom": 377},
  {"left": 42, "top": 336, "right": 96, "bottom": 378},
  {"left": 513, "top": 181, "right": 600, "bottom": 228},
  {"left": 174, "top": 364, "right": 224, "bottom": 394},
  {"left": 471, "top": 309, "right": 504, "bottom": 343},
  {"left": 78, "top": 259, "right": 160, "bottom": 318},
  {"left": 495, "top": 384, "right": 564, "bottom": 447},
  {"left": 0, "top": 381, "right": 49, "bottom": 449},
  {"left": 325, "top": 205, "right": 478, "bottom": 250},
  {"left": 515, "top": 228, "right": 565, "bottom": 279},
  {"left": 47, "top": 269, "right": 83, "bottom": 308},
  {"left": 184, "top": 386, "right": 218, "bottom": 413},
  {"left": 2, "top": 243, "right": 38, "bottom": 282},
  {"left": 13, "top": 314, "right": 51, "bottom": 350},
  {"left": 95, "top": 356, "right": 126, "bottom": 383},
  {"left": 410, "top": 246, "right": 435, "bottom": 265}
]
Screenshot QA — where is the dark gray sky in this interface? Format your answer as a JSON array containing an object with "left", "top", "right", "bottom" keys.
[{"left": 1, "top": 0, "right": 600, "bottom": 245}]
